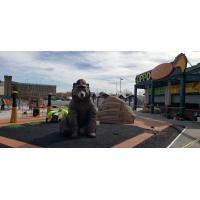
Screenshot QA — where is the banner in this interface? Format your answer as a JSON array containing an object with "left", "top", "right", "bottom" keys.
[{"left": 154, "top": 82, "right": 200, "bottom": 95}]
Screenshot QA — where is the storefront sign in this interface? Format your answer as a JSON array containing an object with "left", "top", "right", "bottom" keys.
[
  {"left": 136, "top": 71, "right": 151, "bottom": 84},
  {"left": 135, "top": 53, "right": 187, "bottom": 84},
  {"left": 151, "top": 63, "right": 174, "bottom": 80},
  {"left": 173, "top": 53, "right": 187, "bottom": 72}
]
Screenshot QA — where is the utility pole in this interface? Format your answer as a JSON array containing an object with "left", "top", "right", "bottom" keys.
[
  {"left": 120, "top": 78, "right": 123, "bottom": 94},
  {"left": 116, "top": 81, "right": 118, "bottom": 95}
]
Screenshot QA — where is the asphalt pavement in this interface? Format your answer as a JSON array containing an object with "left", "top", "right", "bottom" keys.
[{"left": 135, "top": 111, "right": 200, "bottom": 148}]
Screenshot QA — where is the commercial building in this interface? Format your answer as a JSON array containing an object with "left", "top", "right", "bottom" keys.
[
  {"left": 1, "top": 75, "right": 56, "bottom": 100},
  {"left": 134, "top": 53, "right": 200, "bottom": 120},
  {"left": 0, "top": 81, "right": 4, "bottom": 96}
]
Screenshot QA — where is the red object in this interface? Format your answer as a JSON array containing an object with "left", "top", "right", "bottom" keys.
[{"left": 151, "top": 63, "right": 174, "bottom": 80}]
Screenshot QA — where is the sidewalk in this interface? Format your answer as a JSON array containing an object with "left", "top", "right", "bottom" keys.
[{"left": 135, "top": 111, "right": 200, "bottom": 148}]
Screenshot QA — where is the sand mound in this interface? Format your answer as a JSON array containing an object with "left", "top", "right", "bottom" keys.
[{"left": 97, "top": 96, "right": 135, "bottom": 124}]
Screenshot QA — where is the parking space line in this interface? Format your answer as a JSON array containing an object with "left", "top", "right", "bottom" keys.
[{"left": 183, "top": 137, "right": 200, "bottom": 148}]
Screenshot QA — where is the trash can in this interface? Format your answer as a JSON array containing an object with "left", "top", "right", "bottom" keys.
[{"left": 33, "top": 108, "right": 40, "bottom": 117}]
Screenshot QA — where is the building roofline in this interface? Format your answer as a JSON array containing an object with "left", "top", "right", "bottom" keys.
[
  {"left": 186, "top": 63, "right": 200, "bottom": 73},
  {"left": 12, "top": 81, "right": 56, "bottom": 87}
]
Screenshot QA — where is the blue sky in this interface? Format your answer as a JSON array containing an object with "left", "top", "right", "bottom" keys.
[{"left": 0, "top": 51, "right": 200, "bottom": 93}]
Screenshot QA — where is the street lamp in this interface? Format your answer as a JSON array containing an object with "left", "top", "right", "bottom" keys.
[{"left": 120, "top": 77, "right": 123, "bottom": 94}]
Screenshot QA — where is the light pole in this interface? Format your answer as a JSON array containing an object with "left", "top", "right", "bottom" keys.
[
  {"left": 116, "top": 81, "right": 118, "bottom": 95},
  {"left": 120, "top": 78, "right": 123, "bottom": 94}
]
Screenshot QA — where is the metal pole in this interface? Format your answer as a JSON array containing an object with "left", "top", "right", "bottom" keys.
[
  {"left": 116, "top": 81, "right": 118, "bottom": 95},
  {"left": 120, "top": 78, "right": 123, "bottom": 94},
  {"left": 179, "top": 73, "right": 186, "bottom": 117},
  {"left": 150, "top": 80, "right": 155, "bottom": 114},
  {"left": 120, "top": 79, "right": 121, "bottom": 94},
  {"left": 134, "top": 85, "right": 137, "bottom": 110}
]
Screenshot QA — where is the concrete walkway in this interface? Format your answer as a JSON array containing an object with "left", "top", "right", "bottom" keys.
[{"left": 135, "top": 111, "right": 200, "bottom": 148}]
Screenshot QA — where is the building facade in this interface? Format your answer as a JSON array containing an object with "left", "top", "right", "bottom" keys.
[
  {"left": 2, "top": 75, "right": 56, "bottom": 99},
  {"left": 0, "top": 81, "right": 4, "bottom": 96},
  {"left": 134, "top": 53, "right": 200, "bottom": 120}
]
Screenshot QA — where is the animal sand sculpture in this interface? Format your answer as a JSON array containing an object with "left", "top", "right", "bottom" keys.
[
  {"left": 97, "top": 96, "right": 135, "bottom": 124},
  {"left": 59, "top": 79, "right": 97, "bottom": 138}
]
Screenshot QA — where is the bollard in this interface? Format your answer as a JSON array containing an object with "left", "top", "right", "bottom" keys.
[{"left": 10, "top": 91, "right": 18, "bottom": 123}]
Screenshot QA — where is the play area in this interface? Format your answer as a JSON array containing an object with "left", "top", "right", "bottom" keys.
[{"left": 0, "top": 114, "right": 183, "bottom": 148}]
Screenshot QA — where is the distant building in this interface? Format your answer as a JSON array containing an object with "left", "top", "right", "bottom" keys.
[
  {"left": 1, "top": 75, "right": 56, "bottom": 99},
  {"left": 55, "top": 92, "right": 72, "bottom": 100},
  {"left": 0, "top": 81, "right": 4, "bottom": 96}
]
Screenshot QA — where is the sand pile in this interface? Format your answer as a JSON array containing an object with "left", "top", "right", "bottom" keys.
[{"left": 97, "top": 96, "right": 135, "bottom": 124}]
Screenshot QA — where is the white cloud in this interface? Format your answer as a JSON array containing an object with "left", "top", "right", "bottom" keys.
[{"left": 0, "top": 51, "right": 199, "bottom": 93}]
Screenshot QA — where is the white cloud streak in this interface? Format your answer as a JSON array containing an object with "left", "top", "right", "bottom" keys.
[{"left": 0, "top": 51, "right": 199, "bottom": 93}]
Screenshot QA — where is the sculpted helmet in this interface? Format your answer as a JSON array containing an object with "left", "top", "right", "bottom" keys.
[
  {"left": 76, "top": 79, "right": 87, "bottom": 87},
  {"left": 72, "top": 79, "right": 90, "bottom": 100}
]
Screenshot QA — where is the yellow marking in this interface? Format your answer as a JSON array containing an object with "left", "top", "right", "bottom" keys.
[
  {"left": 0, "top": 136, "right": 39, "bottom": 148},
  {"left": 183, "top": 137, "right": 200, "bottom": 148}
]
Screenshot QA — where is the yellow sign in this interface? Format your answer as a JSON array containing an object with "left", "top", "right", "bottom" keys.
[
  {"left": 153, "top": 82, "right": 200, "bottom": 95},
  {"left": 173, "top": 53, "right": 187, "bottom": 73},
  {"left": 170, "top": 83, "right": 200, "bottom": 94}
]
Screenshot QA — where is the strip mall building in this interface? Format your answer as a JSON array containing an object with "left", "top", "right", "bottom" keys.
[{"left": 134, "top": 53, "right": 200, "bottom": 120}]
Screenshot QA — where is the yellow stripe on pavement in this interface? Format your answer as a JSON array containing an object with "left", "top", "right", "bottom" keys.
[
  {"left": 183, "top": 137, "right": 200, "bottom": 148},
  {"left": 0, "top": 136, "right": 39, "bottom": 148}
]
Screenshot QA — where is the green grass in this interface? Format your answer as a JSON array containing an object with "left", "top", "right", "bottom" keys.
[
  {"left": 7, "top": 124, "right": 24, "bottom": 129},
  {"left": 28, "top": 121, "right": 43, "bottom": 126},
  {"left": 6, "top": 121, "right": 43, "bottom": 129}
]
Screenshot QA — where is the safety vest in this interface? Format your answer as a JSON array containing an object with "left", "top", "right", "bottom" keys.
[
  {"left": 47, "top": 110, "right": 56, "bottom": 119},
  {"left": 60, "top": 109, "right": 68, "bottom": 118}
]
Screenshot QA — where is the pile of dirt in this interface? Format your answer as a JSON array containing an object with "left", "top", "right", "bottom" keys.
[{"left": 97, "top": 96, "right": 135, "bottom": 124}]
